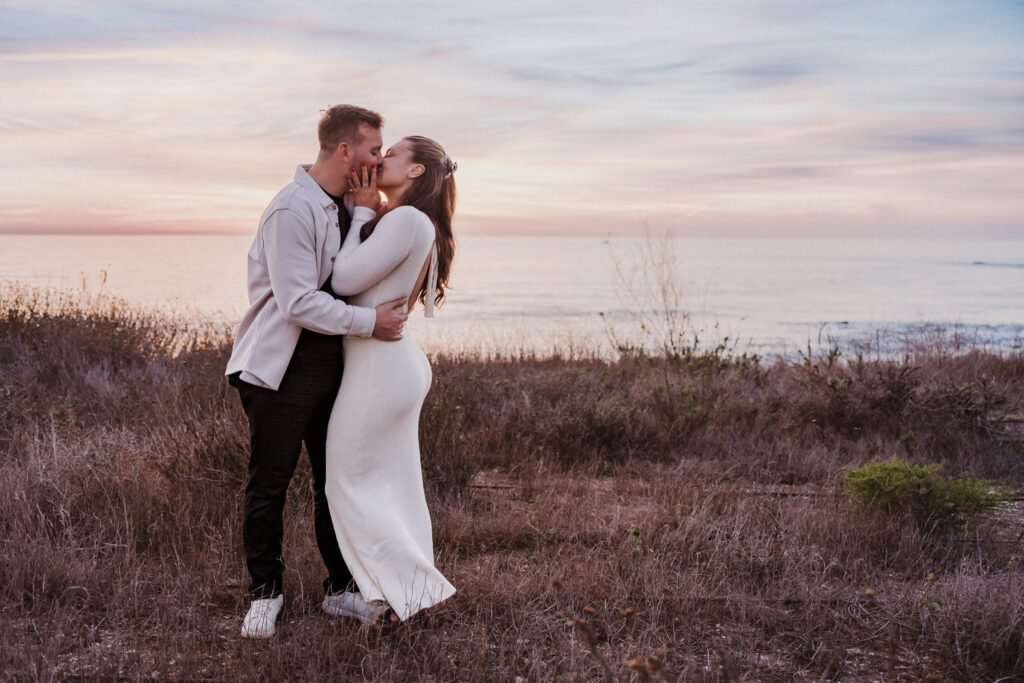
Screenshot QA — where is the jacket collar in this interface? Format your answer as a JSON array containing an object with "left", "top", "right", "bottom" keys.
[{"left": 295, "top": 165, "right": 339, "bottom": 210}]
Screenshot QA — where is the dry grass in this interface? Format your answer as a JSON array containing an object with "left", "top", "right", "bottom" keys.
[{"left": 1, "top": 284, "right": 1022, "bottom": 681}]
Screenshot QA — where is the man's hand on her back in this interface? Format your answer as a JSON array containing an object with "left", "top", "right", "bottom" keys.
[{"left": 372, "top": 298, "right": 408, "bottom": 341}]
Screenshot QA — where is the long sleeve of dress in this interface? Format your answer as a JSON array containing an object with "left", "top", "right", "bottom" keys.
[{"left": 332, "top": 206, "right": 427, "bottom": 296}]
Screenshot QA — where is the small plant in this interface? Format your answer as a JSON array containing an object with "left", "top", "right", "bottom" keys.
[{"left": 845, "top": 456, "right": 1010, "bottom": 529}]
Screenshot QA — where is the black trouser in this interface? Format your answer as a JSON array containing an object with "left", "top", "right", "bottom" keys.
[{"left": 229, "top": 330, "right": 353, "bottom": 600}]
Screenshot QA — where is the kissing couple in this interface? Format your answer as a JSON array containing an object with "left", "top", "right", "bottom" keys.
[{"left": 226, "top": 104, "right": 457, "bottom": 637}]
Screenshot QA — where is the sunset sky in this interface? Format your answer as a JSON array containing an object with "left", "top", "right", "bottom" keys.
[{"left": 1, "top": 0, "right": 1022, "bottom": 237}]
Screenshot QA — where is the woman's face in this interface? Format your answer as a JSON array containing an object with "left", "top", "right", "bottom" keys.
[{"left": 378, "top": 138, "right": 423, "bottom": 190}]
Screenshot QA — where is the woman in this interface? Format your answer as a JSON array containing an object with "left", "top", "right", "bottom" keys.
[{"left": 324, "top": 135, "right": 457, "bottom": 625}]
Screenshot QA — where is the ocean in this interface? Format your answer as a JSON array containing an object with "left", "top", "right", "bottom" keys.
[{"left": 1, "top": 233, "right": 1021, "bottom": 358}]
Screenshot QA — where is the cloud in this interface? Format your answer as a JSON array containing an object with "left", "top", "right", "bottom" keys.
[{"left": 0, "top": 0, "right": 1021, "bottom": 236}]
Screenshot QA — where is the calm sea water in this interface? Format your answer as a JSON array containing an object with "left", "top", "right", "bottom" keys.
[{"left": 1, "top": 233, "right": 1022, "bottom": 357}]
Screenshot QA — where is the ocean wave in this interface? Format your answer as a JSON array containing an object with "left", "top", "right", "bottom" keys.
[{"left": 971, "top": 261, "right": 1024, "bottom": 269}]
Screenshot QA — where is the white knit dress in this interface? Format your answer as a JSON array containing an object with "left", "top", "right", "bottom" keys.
[{"left": 324, "top": 205, "right": 455, "bottom": 621}]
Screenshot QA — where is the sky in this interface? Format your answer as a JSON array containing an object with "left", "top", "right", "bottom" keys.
[{"left": 1, "top": 0, "right": 1022, "bottom": 238}]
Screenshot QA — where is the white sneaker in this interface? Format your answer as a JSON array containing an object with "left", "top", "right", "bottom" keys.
[
  {"left": 241, "top": 594, "right": 284, "bottom": 638},
  {"left": 321, "top": 591, "right": 387, "bottom": 624}
]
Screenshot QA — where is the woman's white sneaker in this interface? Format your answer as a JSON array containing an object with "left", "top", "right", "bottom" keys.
[
  {"left": 322, "top": 591, "right": 387, "bottom": 624},
  {"left": 241, "top": 595, "right": 284, "bottom": 638}
]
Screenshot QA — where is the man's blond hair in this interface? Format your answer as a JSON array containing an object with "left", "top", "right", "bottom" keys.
[{"left": 317, "top": 105, "right": 384, "bottom": 155}]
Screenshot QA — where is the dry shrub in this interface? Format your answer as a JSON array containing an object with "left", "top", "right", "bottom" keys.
[{"left": 1, "top": 283, "right": 1022, "bottom": 680}]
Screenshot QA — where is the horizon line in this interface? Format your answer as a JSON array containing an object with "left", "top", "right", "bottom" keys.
[{"left": 2, "top": 227, "right": 1023, "bottom": 241}]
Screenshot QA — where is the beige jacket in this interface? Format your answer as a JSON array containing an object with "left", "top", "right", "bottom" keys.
[{"left": 225, "top": 165, "right": 376, "bottom": 390}]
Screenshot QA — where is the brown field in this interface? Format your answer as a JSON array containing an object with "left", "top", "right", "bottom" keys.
[{"left": 1, "top": 284, "right": 1022, "bottom": 681}]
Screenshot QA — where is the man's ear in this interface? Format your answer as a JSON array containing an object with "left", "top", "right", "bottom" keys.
[
  {"left": 335, "top": 141, "right": 350, "bottom": 162},
  {"left": 409, "top": 164, "right": 425, "bottom": 179}
]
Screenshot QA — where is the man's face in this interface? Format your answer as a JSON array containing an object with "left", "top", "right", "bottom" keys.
[{"left": 349, "top": 122, "right": 384, "bottom": 171}]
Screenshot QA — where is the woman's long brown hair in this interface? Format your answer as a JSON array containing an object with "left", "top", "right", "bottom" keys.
[{"left": 360, "top": 136, "right": 456, "bottom": 308}]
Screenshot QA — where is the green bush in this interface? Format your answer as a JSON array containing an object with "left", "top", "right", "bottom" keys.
[{"left": 845, "top": 456, "right": 1010, "bottom": 529}]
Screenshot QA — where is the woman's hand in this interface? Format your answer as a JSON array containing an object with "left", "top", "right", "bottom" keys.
[{"left": 347, "top": 163, "right": 381, "bottom": 211}]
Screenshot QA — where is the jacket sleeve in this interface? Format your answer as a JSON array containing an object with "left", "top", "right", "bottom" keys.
[
  {"left": 262, "top": 207, "right": 376, "bottom": 336},
  {"left": 331, "top": 206, "right": 422, "bottom": 296}
]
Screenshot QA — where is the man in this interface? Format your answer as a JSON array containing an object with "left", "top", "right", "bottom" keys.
[{"left": 226, "top": 104, "right": 405, "bottom": 638}]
